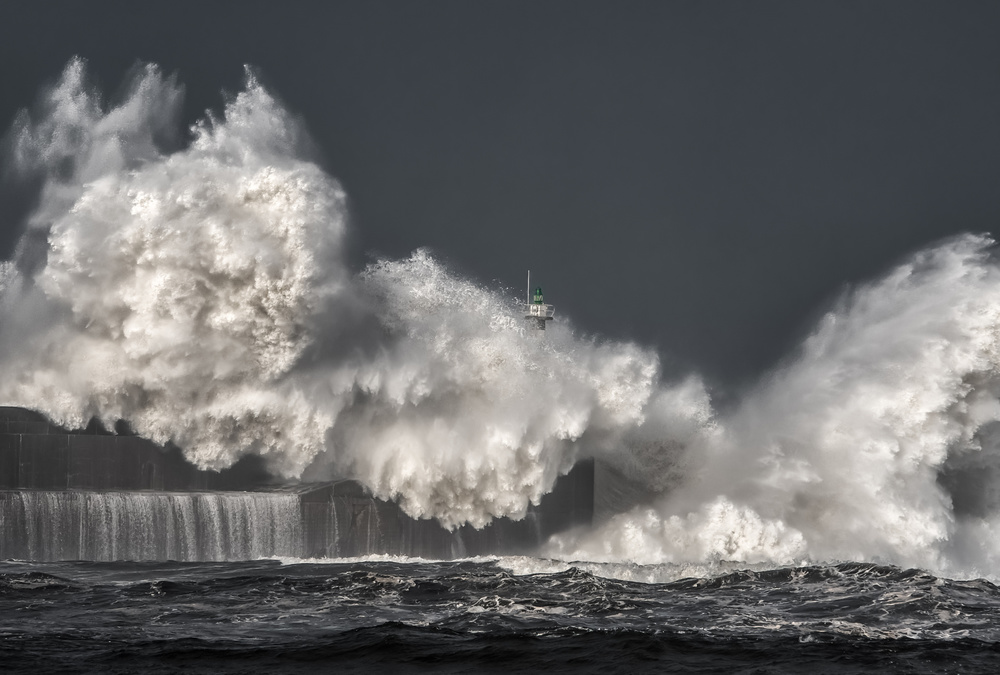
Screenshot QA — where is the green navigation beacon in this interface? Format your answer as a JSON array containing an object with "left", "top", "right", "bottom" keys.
[{"left": 524, "top": 271, "right": 555, "bottom": 333}]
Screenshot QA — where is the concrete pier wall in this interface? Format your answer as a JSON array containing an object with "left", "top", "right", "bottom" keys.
[
  {"left": 298, "top": 459, "right": 594, "bottom": 559},
  {"left": 0, "top": 406, "right": 270, "bottom": 491},
  {"left": 0, "top": 407, "right": 596, "bottom": 561}
]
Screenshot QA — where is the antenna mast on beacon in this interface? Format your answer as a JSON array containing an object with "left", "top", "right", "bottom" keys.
[{"left": 524, "top": 270, "right": 554, "bottom": 334}]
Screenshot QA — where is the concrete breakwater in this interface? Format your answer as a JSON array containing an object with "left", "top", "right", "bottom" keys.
[{"left": 0, "top": 407, "right": 594, "bottom": 561}]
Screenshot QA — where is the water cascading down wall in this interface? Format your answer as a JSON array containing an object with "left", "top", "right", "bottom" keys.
[{"left": 0, "top": 407, "right": 594, "bottom": 561}]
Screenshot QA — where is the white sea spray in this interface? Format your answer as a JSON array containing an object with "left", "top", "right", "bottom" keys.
[
  {"left": 9, "top": 60, "right": 1000, "bottom": 578},
  {"left": 0, "top": 59, "right": 707, "bottom": 529}
]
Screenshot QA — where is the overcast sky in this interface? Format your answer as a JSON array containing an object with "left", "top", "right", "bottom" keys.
[{"left": 2, "top": 1, "right": 999, "bottom": 387}]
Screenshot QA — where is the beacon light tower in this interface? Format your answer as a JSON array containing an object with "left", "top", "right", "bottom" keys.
[{"left": 524, "top": 270, "right": 555, "bottom": 332}]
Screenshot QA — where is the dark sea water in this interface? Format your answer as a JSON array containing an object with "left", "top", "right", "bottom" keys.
[{"left": 3, "top": 558, "right": 1000, "bottom": 673}]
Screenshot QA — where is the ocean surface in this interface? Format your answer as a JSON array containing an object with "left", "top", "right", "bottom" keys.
[{"left": 3, "top": 557, "right": 1000, "bottom": 673}]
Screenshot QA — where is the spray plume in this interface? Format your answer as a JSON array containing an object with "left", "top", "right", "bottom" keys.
[
  {"left": 0, "top": 59, "right": 708, "bottom": 529},
  {"left": 554, "top": 236, "right": 1000, "bottom": 578},
  {"left": 8, "top": 60, "right": 1000, "bottom": 578}
]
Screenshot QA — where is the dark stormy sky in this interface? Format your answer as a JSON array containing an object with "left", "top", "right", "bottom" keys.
[{"left": 2, "top": 1, "right": 999, "bottom": 388}]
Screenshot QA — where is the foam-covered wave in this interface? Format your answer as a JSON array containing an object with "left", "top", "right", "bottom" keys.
[
  {"left": 0, "top": 59, "right": 709, "bottom": 529},
  {"left": 1, "top": 58, "right": 347, "bottom": 477},
  {"left": 8, "top": 60, "right": 1000, "bottom": 578},
  {"left": 554, "top": 235, "right": 1000, "bottom": 578}
]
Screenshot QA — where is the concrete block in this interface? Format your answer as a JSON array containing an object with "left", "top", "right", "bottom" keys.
[
  {"left": 19, "top": 434, "right": 69, "bottom": 489},
  {"left": 0, "top": 435, "right": 18, "bottom": 489}
]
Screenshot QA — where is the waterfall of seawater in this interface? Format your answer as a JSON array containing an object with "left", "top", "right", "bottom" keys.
[{"left": 0, "top": 491, "right": 303, "bottom": 561}]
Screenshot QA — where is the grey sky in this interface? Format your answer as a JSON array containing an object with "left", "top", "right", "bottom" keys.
[{"left": 2, "top": 0, "right": 999, "bottom": 387}]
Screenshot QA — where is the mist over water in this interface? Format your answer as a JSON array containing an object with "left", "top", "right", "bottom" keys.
[{"left": 4, "top": 59, "right": 1000, "bottom": 578}]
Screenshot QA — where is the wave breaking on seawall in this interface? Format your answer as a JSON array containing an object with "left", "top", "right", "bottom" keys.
[{"left": 4, "top": 58, "right": 1000, "bottom": 578}]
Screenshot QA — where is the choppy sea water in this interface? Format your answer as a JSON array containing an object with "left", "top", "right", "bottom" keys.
[{"left": 3, "top": 558, "right": 1000, "bottom": 673}]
